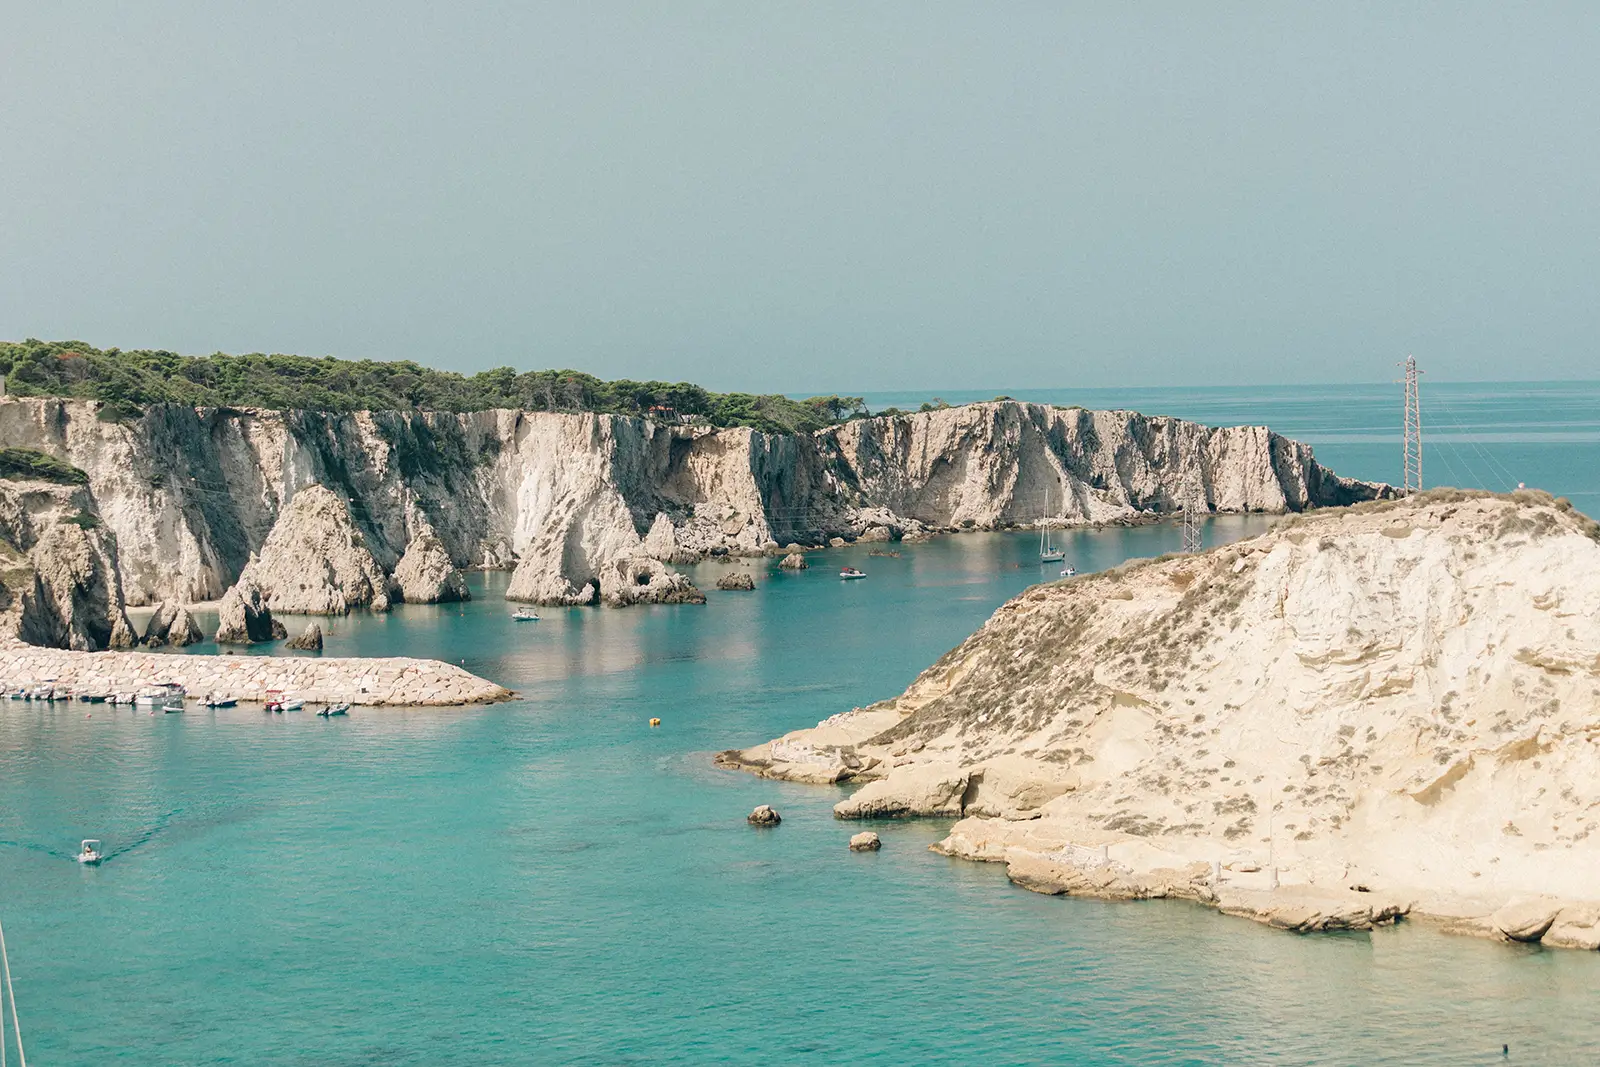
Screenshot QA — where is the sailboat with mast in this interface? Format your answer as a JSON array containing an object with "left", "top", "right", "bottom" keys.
[{"left": 1039, "top": 482, "right": 1066, "bottom": 563}]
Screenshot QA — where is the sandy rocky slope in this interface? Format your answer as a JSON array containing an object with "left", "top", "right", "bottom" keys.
[
  {"left": 0, "top": 397, "right": 1384, "bottom": 623},
  {"left": 719, "top": 490, "right": 1600, "bottom": 949}
]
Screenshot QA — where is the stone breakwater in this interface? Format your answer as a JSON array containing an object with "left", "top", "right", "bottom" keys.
[{"left": 0, "top": 644, "right": 511, "bottom": 706}]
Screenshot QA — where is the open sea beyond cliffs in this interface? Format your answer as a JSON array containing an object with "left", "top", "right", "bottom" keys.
[{"left": 3, "top": 382, "right": 1599, "bottom": 1064}]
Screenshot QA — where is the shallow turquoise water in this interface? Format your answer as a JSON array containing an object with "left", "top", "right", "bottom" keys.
[{"left": 4, "top": 514, "right": 1599, "bottom": 1064}]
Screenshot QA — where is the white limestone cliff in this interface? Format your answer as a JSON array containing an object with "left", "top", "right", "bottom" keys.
[
  {"left": 0, "top": 477, "right": 135, "bottom": 651},
  {"left": 717, "top": 490, "right": 1600, "bottom": 948},
  {"left": 241, "top": 484, "right": 390, "bottom": 613},
  {"left": 0, "top": 397, "right": 1386, "bottom": 609},
  {"left": 391, "top": 522, "right": 470, "bottom": 603}
]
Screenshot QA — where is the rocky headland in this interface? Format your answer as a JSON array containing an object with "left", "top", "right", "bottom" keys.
[
  {"left": 0, "top": 397, "right": 1386, "bottom": 627},
  {"left": 717, "top": 490, "right": 1600, "bottom": 949}
]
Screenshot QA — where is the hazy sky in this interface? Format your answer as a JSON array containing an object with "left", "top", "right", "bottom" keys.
[{"left": 4, "top": 3, "right": 1597, "bottom": 392}]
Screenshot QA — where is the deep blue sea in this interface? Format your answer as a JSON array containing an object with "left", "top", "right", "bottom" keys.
[{"left": 3, "top": 384, "right": 1598, "bottom": 1065}]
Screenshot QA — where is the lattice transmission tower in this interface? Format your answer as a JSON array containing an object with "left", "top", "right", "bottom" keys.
[
  {"left": 1400, "top": 355, "right": 1423, "bottom": 495},
  {"left": 1180, "top": 448, "right": 1204, "bottom": 554}
]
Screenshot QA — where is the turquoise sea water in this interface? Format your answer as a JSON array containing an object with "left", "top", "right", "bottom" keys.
[{"left": 4, "top": 385, "right": 1600, "bottom": 1064}]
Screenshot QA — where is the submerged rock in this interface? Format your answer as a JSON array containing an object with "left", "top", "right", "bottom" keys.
[
  {"left": 285, "top": 622, "right": 323, "bottom": 651},
  {"left": 243, "top": 485, "right": 390, "bottom": 614},
  {"left": 747, "top": 805, "right": 781, "bottom": 827},
  {"left": 849, "top": 832, "right": 882, "bottom": 852},
  {"left": 214, "top": 576, "right": 285, "bottom": 644},
  {"left": 716, "top": 572, "right": 755, "bottom": 591},
  {"left": 391, "top": 523, "right": 470, "bottom": 604}
]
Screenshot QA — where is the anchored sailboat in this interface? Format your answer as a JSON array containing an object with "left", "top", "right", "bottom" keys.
[{"left": 1039, "top": 483, "right": 1065, "bottom": 563}]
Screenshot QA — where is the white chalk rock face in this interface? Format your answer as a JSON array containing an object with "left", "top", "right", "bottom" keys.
[
  {"left": 22, "top": 521, "right": 138, "bottom": 651},
  {"left": 720, "top": 490, "right": 1600, "bottom": 941},
  {"left": 0, "top": 475, "right": 136, "bottom": 651},
  {"left": 244, "top": 485, "right": 391, "bottom": 614},
  {"left": 391, "top": 523, "right": 470, "bottom": 604},
  {"left": 0, "top": 398, "right": 1384, "bottom": 608}
]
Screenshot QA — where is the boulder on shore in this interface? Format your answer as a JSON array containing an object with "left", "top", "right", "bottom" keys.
[
  {"left": 215, "top": 576, "right": 286, "bottom": 644},
  {"left": 747, "top": 805, "right": 781, "bottom": 827},
  {"left": 285, "top": 623, "right": 323, "bottom": 651},
  {"left": 779, "top": 552, "right": 808, "bottom": 570},
  {"left": 716, "top": 572, "right": 755, "bottom": 591},
  {"left": 391, "top": 523, "right": 470, "bottom": 604},
  {"left": 849, "top": 832, "right": 882, "bottom": 852}
]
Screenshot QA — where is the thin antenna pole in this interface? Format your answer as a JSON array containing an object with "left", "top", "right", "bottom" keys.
[
  {"left": 0, "top": 917, "right": 25, "bottom": 1067},
  {"left": 1181, "top": 444, "right": 1204, "bottom": 554},
  {"left": 1401, "top": 355, "right": 1423, "bottom": 494}
]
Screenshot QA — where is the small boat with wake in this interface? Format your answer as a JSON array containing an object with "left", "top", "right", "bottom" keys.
[
  {"left": 77, "top": 839, "right": 104, "bottom": 865},
  {"left": 839, "top": 567, "right": 867, "bottom": 580},
  {"left": 511, "top": 607, "right": 540, "bottom": 622}
]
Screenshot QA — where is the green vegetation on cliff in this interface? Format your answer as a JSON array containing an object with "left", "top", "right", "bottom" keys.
[
  {"left": 0, "top": 447, "right": 90, "bottom": 485},
  {"left": 0, "top": 340, "right": 866, "bottom": 435}
]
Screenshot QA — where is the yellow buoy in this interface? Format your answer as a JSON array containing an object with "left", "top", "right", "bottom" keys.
[{"left": 649, "top": 718, "right": 661, "bottom": 727}]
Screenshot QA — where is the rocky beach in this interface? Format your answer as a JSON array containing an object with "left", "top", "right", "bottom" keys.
[{"left": 719, "top": 489, "right": 1600, "bottom": 949}]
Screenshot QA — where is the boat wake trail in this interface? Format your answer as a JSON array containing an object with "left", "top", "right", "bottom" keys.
[
  {"left": 0, "top": 839, "right": 75, "bottom": 861},
  {"left": 102, "top": 807, "right": 184, "bottom": 861}
]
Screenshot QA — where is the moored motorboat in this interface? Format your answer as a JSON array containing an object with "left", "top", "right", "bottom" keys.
[
  {"left": 77, "top": 839, "right": 104, "bottom": 865},
  {"left": 511, "top": 608, "right": 540, "bottom": 621},
  {"left": 1060, "top": 565, "right": 1077, "bottom": 577},
  {"left": 839, "top": 567, "right": 867, "bottom": 580},
  {"left": 201, "top": 693, "right": 237, "bottom": 708},
  {"left": 317, "top": 702, "right": 350, "bottom": 717}
]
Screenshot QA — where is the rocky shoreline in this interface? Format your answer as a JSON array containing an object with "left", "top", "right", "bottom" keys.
[
  {"left": 718, "top": 490, "right": 1600, "bottom": 950},
  {"left": 0, "top": 643, "right": 511, "bottom": 706}
]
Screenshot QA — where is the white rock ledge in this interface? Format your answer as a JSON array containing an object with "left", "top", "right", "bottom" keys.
[{"left": 0, "top": 642, "right": 511, "bottom": 706}]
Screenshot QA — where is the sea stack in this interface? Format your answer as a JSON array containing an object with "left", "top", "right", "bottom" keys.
[{"left": 718, "top": 490, "right": 1600, "bottom": 948}]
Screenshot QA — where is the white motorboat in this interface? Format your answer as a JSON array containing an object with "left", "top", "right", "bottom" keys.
[
  {"left": 77, "top": 839, "right": 104, "bottom": 865},
  {"left": 839, "top": 567, "right": 867, "bottom": 580},
  {"left": 201, "top": 693, "right": 237, "bottom": 708},
  {"left": 1060, "top": 565, "right": 1077, "bottom": 577},
  {"left": 511, "top": 608, "right": 540, "bottom": 621},
  {"left": 317, "top": 702, "right": 350, "bottom": 717}
]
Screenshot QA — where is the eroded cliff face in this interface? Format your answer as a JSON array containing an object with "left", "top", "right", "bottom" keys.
[
  {"left": 0, "top": 478, "right": 135, "bottom": 650},
  {"left": 717, "top": 491, "right": 1600, "bottom": 947},
  {"left": 0, "top": 398, "right": 1387, "bottom": 607}
]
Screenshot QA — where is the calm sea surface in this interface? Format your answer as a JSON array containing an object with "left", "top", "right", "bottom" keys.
[{"left": 3, "top": 384, "right": 1599, "bottom": 1064}]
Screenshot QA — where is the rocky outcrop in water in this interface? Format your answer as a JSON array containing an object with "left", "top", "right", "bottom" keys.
[
  {"left": 242, "top": 485, "right": 390, "bottom": 613},
  {"left": 142, "top": 599, "right": 204, "bottom": 647},
  {"left": 0, "top": 397, "right": 1388, "bottom": 609},
  {"left": 718, "top": 490, "right": 1600, "bottom": 948},
  {"left": 391, "top": 522, "right": 470, "bottom": 603},
  {"left": 716, "top": 571, "right": 755, "bottom": 591},
  {"left": 285, "top": 622, "right": 323, "bottom": 651},
  {"left": 215, "top": 575, "right": 286, "bottom": 644},
  {"left": 0, "top": 476, "right": 136, "bottom": 651}
]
